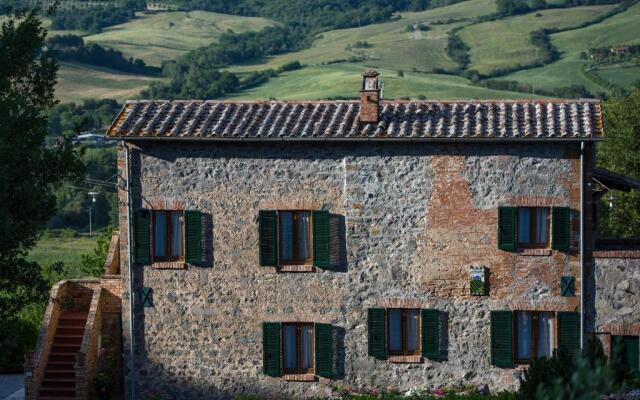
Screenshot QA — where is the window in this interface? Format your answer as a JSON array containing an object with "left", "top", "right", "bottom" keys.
[
  {"left": 282, "top": 323, "right": 314, "bottom": 374},
  {"left": 152, "top": 210, "right": 184, "bottom": 261},
  {"left": 388, "top": 309, "right": 420, "bottom": 356},
  {"left": 279, "top": 211, "right": 312, "bottom": 265},
  {"left": 515, "top": 311, "right": 555, "bottom": 363},
  {"left": 517, "top": 207, "right": 549, "bottom": 248},
  {"left": 612, "top": 336, "right": 639, "bottom": 373}
]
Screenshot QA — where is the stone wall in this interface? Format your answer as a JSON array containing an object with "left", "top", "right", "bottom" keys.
[
  {"left": 593, "top": 255, "right": 640, "bottom": 357},
  {"left": 118, "top": 141, "right": 584, "bottom": 399}
]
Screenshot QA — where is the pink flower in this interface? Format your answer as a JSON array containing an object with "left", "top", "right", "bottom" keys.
[{"left": 432, "top": 388, "right": 445, "bottom": 397}]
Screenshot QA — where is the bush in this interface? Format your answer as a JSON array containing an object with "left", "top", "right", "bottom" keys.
[
  {"left": 0, "top": 303, "right": 45, "bottom": 373},
  {"left": 81, "top": 227, "right": 114, "bottom": 277}
]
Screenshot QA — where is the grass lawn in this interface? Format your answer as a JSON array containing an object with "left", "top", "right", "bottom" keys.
[
  {"left": 227, "top": 0, "right": 497, "bottom": 74},
  {"left": 84, "top": 10, "right": 276, "bottom": 67},
  {"left": 27, "top": 235, "right": 97, "bottom": 280},
  {"left": 596, "top": 64, "right": 640, "bottom": 88},
  {"left": 459, "top": 4, "right": 616, "bottom": 76},
  {"left": 55, "top": 61, "right": 163, "bottom": 103},
  {"left": 498, "top": 2, "right": 640, "bottom": 92},
  {"left": 227, "top": 64, "right": 542, "bottom": 100}
]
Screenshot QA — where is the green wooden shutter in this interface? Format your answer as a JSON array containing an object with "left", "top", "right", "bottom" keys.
[
  {"left": 185, "top": 210, "right": 202, "bottom": 265},
  {"left": 421, "top": 309, "right": 440, "bottom": 360},
  {"left": 315, "top": 323, "right": 333, "bottom": 378},
  {"left": 259, "top": 210, "right": 278, "bottom": 266},
  {"left": 140, "top": 287, "right": 153, "bottom": 308},
  {"left": 262, "top": 322, "right": 281, "bottom": 377},
  {"left": 624, "top": 336, "right": 639, "bottom": 372},
  {"left": 557, "top": 311, "right": 580, "bottom": 360},
  {"left": 133, "top": 209, "right": 151, "bottom": 264},
  {"left": 313, "top": 210, "right": 330, "bottom": 269},
  {"left": 552, "top": 207, "right": 571, "bottom": 252},
  {"left": 498, "top": 207, "right": 516, "bottom": 251},
  {"left": 491, "top": 311, "right": 513, "bottom": 368},
  {"left": 561, "top": 276, "right": 576, "bottom": 297},
  {"left": 368, "top": 308, "right": 386, "bottom": 359}
]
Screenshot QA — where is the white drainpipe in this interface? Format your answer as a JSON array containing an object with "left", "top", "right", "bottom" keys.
[
  {"left": 124, "top": 142, "right": 136, "bottom": 399},
  {"left": 579, "top": 141, "right": 585, "bottom": 350}
]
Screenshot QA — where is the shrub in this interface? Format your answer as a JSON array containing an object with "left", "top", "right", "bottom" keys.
[
  {"left": 94, "top": 347, "right": 120, "bottom": 399},
  {"left": 0, "top": 303, "right": 45, "bottom": 373}
]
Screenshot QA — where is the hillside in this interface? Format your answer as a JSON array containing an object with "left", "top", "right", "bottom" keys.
[
  {"left": 458, "top": 4, "right": 617, "bottom": 75},
  {"left": 497, "top": 1, "right": 640, "bottom": 93},
  {"left": 83, "top": 11, "right": 277, "bottom": 67},
  {"left": 227, "top": 0, "right": 498, "bottom": 74},
  {"left": 56, "top": 62, "right": 163, "bottom": 103},
  {"left": 226, "top": 64, "right": 541, "bottom": 100},
  {"left": 10, "top": 0, "right": 634, "bottom": 103}
]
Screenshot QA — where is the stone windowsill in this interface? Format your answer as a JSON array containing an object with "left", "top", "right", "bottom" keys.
[
  {"left": 517, "top": 248, "right": 552, "bottom": 256},
  {"left": 151, "top": 261, "right": 187, "bottom": 269},
  {"left": 278, "top": 264, "right": 315, "bottom": 273},
  {"left": 282, "top": 374, "right": 317, "bottom": 382},
  {"left": 388, "top": 355, "right": 422, "bottom": 363}
]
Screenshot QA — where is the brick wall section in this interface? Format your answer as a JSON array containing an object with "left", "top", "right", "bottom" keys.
[
  {"left": 76, "top": 285, "right": 104, "bottom": 399},
  {"left": 24, "top": 281, "right": 68, "bottom": 400},
  {"left": 104, "top": 231, "right": 121, "bottom": 275},
  {"left": 118, "top": 142, "right": 584, "bottom": 398}
]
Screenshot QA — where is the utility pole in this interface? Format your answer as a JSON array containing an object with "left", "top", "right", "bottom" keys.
[{"left": 88, "top": 191, "right": 98, "bottom": 237}]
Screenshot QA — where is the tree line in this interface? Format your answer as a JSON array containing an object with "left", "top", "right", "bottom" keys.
[{"left": 46, "top": 35, "right": 160, "bottom": 74}]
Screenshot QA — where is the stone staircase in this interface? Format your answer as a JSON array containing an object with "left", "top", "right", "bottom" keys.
[
  {"left": 38, "top": 311, "right": 88, "bottom": 399},
  {"left": 24, "top": 231, "right": 123, "bottom": 400}
]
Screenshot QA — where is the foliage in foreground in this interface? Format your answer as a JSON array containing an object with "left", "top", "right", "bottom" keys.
[
  {"left": 597, "top": 85, "right": 640, "bottom": 238},
  {"left": 0, "top": 7, "right": 82, "bottom": 372}
]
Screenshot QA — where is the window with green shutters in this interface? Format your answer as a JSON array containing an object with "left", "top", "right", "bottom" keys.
[
  {"left": 552, "top": 207, "right": 571, "bottom": 252},
  {"left": 491, "top": 311, "right": 513, "bottom": 368},
  {"left": 134, "top": 209, "right": 203, "bottom": 265},
  {"left": 262, "top": 321, "right": 334, "bottom": 378},
  {"left": 258, "top": 209, "right": 331, "bottom": 269},
  {"left": 367, "top": 308, "right": 441, "bottom": 361},
  {"left": 133, "top": 209, "right": 151, "bottom": 264},
  {"left": 498, "top": 207, "right": 516, "bottom": 251}
]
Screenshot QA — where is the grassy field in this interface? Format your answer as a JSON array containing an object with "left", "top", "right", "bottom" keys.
[
  {"left": 228, "top": 0, "right": 497, "bottom": 74},
  {"left": 458, "top": 4, "right": 617, "bottom": 76},
  {"left": 84, "top": 11, "right": 276, "bottom": 67},
  {"left": 596, "top": 64, "right": 640, "bottom": 88},
  {"left": 55, "top": 61, "right": 163, "bottom": 103},
  {"left": 227, "top": 64, "right": 541, "bottom": 100},
  {"left": 27, "top": 235, "right": 97, "bottom": 279},
  {"left": 498, "top": 2, "right": 640, "bottom": 92}
]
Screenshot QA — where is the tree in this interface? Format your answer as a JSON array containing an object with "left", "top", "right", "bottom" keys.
[
  {"left": 81, "top": 228, "right": 114, "bottom": 277},
  {"left": 0, "top": 8, "right": 83, "bottom": 321},
  {"left": 597, "top": 86, "right": 640, "bottom": 237}
]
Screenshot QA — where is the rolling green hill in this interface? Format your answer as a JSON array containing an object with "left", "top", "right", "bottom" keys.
[
  {"left": 228, "top": 0, "right": 497, "bottom": 74},
  {"left": 16, "top": 0, "right": 636, "bottom": 103},
  {"left": 458, "top": 4, "right": 617, "bottom": 76},
  {"left": 84, "top": 11, "right": 277, "bottom": 67},
  {"left": 497, "top": 1, "right": 640, "bottom": 92},
  {"left": 56, "top": 62, "right": 163, "bottom": 103},
  {"left": 226, "top": 64, "right": 541, "bottom": 100}
]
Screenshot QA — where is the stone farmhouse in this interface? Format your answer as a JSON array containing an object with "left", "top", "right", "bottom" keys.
[{"left": 25, "top": 71, "right": 640, "bottom": 399}]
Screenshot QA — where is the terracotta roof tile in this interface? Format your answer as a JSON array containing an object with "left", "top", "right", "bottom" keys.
[{"left": 107, "top": 99, "right": 604, "bottom": 141}]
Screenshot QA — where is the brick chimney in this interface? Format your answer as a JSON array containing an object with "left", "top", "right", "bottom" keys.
[{"left": 359, "top": 70, "right": 380, "bottom": 124}]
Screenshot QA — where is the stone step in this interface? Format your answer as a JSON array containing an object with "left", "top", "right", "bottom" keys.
[
  {"left": 51, "top": 345, "right": 81, "bottom": 354},
  {"left": 44, "top": 370, "right": 75, "bottom": 380},
  {"left": 42, "top": 378, "right": 75, "bottom": 388}
]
